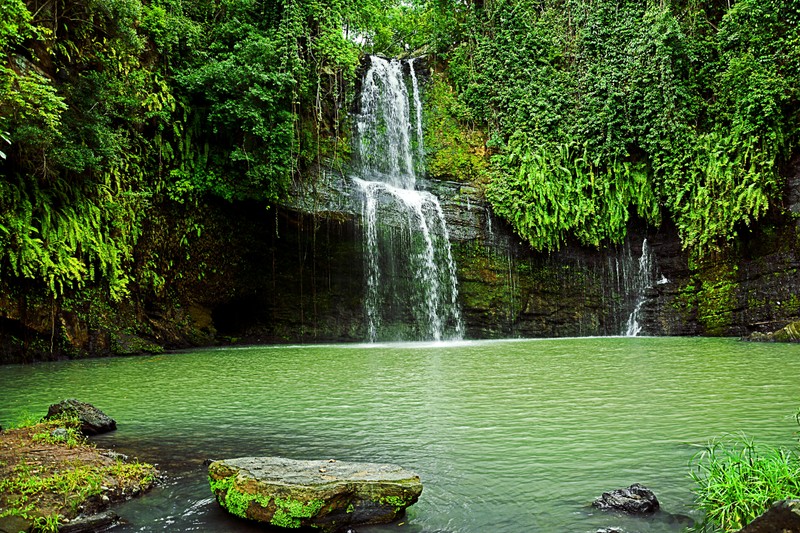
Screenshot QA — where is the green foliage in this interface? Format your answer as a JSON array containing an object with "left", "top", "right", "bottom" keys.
[
  {"left": 691, "top": 430, "right": 800, "bottom": 531},
  {"left": 380, "top": 494, "right": 410, "bottom": 510},
  {"left": 3, "top": 0, "right": 798, "bottom": 310},
  {"left": 32, "top": 426, "right": 83, "bottom": 449},
  {"left": 0, "top": 0, "right": 160, "bottom": 300},
  {"left": 272, "top": 497, "right": 325, "bottom": 528},
  {"left": 9, "top": 411, "right": 44, "bottom": 429},
  {"left": 209, "top": 473, "right": 324, "bottom": 526},
  {"left": 0, "top": 420, "right": 156, "bottom": 531},
  {"left": 424, "top": 72, "right": 488, "bottom": 182},
  {"left": 0, "top": 0, "right": 397, "bottom": 304},
  {"left": 487, "top": 136, "right": 659, "bottom": 250},
  {"left": 33, "top": 513, "right": 62, "bottom": 533},
  {"left": 209, "top": 474, "right": 249, "bottom": 518},
  {"left": 162, "top": 0, "right": 376, "bottom": 202},
  {"left": 425, "top": 0, "right": 800, "bottom": 256},
  {"left": 209, "top": 474, "right": 278, "bottom": 520},
  {"left": 0, "top": 0, "right": 36, "bottom": 50}
]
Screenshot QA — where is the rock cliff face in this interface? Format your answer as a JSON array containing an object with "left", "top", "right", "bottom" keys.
[
  {"left": 269, "top": 166, "right": 800, "bottom": 341},
  {"left": 2, "top": 161, "right": 800, "bottom": 361}
]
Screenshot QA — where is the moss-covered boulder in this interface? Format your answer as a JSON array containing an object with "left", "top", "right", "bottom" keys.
[
  {"left": 46, "top": 399, "right": 117, "bottom": 435},
  {"left": 208, "top": 457, "right": 422, "bottom": 530},
  {"left": 748, "top": 320, "right": 800, "bottom": 342}
]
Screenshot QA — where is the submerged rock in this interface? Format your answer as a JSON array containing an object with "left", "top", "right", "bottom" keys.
[
  {"left": 46, "top": 399, "right": 117, "bottom": 435},
  {"left": 739, "top": 499, "right": 800, "bottom": 532},
  {"left": 208, "top": 457, "right": 422, "bottom": 531},
  {"left": 593, "top": 484, "right": 659, "bottom": 514}
]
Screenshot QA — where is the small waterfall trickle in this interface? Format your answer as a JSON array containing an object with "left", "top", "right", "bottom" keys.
[
  {"left": 354, "top": 56, "right": 464, "bottom": 342},
  {"left": 623, "top": 238, "right": 658, "bottom": 336}
]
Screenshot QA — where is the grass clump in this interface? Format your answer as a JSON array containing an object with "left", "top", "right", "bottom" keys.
[{"left": 690, "top": 411, "right": 800, "bottom": 532}]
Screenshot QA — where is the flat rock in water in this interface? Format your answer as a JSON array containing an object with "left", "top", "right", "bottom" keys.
[
  {"left": 46, "top": 399, "right": 117, "bottom": 435},
  {"left": 208, "top": 457, "right": 422, "bottom": 531},
  {"left": 739, "top": 499, "right": 800, "bottom": 532},
  {"left": 593, "top": 484, "right": 659, "bottom": 514}
]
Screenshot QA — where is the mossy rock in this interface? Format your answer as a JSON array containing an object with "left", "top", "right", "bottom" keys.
[
  {"left": 45, "top": 399, "right": 117, "bottom": 435},
  {"left": 772, "top": 320, "right": 800, "bottom": 342},
  {"left": 748, "top": 320, "right": 800, "bottom": 343},
  {"left": 208, "top": 457, "right": 422, "bottom": 530}
]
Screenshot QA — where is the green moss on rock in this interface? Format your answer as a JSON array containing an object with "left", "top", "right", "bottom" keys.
[
  {"left": 271, "top": 497, "right": 325, "bottom": 528},
  {"left": 208, "top": 457, "right": 422, "bottom": 531}
]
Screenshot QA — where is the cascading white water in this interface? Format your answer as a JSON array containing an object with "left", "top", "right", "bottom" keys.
[
  {"left": 624, "top": 238, "right": 657, "bottom": 336},
  {"left": 356, "top": 57, "right": 415, "bottom": 188},
  {"left": 354, "top": 56, "right": 464, "bottom": 342}
]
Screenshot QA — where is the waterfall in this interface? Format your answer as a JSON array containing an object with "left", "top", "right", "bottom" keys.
[
  {"left": 623, "top": 238, "right": 658, "bottom": 336},
  {"left": 354, "top": 56, "right": 464, "bottom": 342}
]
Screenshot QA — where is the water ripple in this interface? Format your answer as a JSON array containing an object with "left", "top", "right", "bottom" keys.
[{"left": 1, "top": 337, "right": 799, "bottom": 532}]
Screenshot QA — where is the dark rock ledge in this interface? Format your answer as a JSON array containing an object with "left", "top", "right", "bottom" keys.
[{"left": 739, "top": 499, "right": 800, "bottom": 532}]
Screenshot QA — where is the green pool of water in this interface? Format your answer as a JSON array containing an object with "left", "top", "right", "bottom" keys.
[{"left": 1, "top": 337, "right": 798, "bottom": 532}]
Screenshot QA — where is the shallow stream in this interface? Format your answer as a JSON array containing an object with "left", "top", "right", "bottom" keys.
[{"left": 1, "top": 337, "right": 799, "bottom": 532}]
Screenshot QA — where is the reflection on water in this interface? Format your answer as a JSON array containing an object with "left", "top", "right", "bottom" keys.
[{"left": 1, "top": 337, "right": 799, "bottom": 532}]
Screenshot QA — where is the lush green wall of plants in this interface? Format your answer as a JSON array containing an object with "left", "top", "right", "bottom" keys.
[
  {"left": 421, "top": 0, "right": 800, "bottom": 256},
  {"left": 0, "top": 0, "right": 405, "bottom": 301}
]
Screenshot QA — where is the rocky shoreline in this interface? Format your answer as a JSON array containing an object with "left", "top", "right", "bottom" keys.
[{"left": 0, "top": 402, "right": 157, "bottom": 533}]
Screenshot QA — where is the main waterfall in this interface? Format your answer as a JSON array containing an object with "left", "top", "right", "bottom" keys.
[{"left": 353, "top": 56, "right": 464, "bottom": 342}]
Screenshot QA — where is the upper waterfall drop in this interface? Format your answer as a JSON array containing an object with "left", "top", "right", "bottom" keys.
[
  {"left": 352, "top": 56, "right": 464, "bottom": 342},
  {"left": 355, "top": 56, "right": 418, "bottom": 189}
]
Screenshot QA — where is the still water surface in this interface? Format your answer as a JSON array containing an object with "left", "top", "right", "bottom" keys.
[{"left": 1, "top": 337, "right": 799, "bottom": 532}]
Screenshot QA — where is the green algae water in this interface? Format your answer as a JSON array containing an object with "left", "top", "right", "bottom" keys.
[{"left": 1, "top": 337, "right": 799, "bottom": 532}]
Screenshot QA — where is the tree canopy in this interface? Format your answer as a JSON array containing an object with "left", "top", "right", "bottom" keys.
[{"left": 0, "top": 0, "right": 408, "bottom": 299}]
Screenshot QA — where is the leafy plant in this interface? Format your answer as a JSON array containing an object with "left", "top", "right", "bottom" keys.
[
  {"left": 690, "top": 413, "right": 800, "bottom": 531},
  {"left": 423, "top": 0, "right": 800, "bottom": 257}
]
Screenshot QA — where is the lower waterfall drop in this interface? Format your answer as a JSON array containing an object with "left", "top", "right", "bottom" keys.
[{"left": 353, "top": 56, "right": 464, "bottom": 342}]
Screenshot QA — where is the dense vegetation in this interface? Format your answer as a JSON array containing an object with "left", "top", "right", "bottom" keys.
[
  {"left": 419, "top": 0, "right": 800, "bottom": 255},
  {"left": 0, "top": 412, "right": 156, "bottom": 531},
  {"left": 1, "top": 0, "right": 799, "bottom": 339},
  {"left": 0, "top": 0, "right": 407, "bottom": 302}
]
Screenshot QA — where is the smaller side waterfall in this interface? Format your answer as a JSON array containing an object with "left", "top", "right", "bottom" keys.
[{"left": 624, "top": 239, "right": 658, "bottom": 336}]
